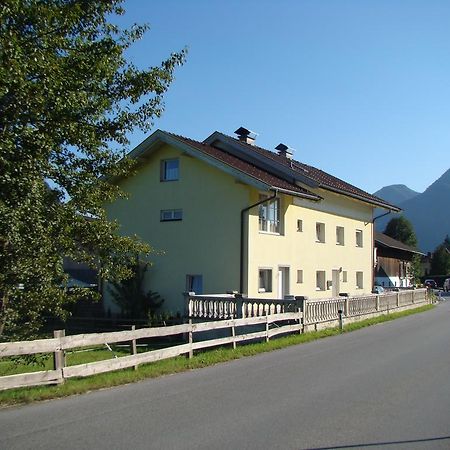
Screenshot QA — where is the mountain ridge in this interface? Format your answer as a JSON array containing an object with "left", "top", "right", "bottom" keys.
[{"left": 373, "top": 169, "right": 450, "bottom": 252}]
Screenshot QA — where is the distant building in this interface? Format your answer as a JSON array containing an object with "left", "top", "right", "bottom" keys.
[{"left": 374, "top": 232, "right": 424, "bottom": 287}]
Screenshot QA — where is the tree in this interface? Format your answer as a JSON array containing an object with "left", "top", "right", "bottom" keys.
[
  {"left": 109, "top": 258, "right": 164, "bottom": 319},
  {"left": 383, "top": 216, "right": 418, "bottom": 248},
  {"left": 430, "top": 239, "right": 450, "bottom": 275},
  {"left": 0, "top": 1, "right": 186, "bottom": 339}
]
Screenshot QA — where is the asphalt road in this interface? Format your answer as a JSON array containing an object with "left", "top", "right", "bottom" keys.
[{"left": 1, "top": 302, "right": 450, "bottom": 450}]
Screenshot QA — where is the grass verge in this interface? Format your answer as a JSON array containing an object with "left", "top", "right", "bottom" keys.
[{"left": 0, "top": 304, "right": 434, "bottom": 407}]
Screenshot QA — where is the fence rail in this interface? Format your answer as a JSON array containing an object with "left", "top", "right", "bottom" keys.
[
  {"left": 0, "top": 313, "right": 301, "bottom": 391},
  {"left": 187, "top": 289, "right": 427, "bottom": 323},
  {"left": 0, "top": 289, "right": 428, "bottom": 392}
]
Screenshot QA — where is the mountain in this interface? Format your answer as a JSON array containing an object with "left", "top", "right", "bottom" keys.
[
  {"left": 373, "top": 184, "right": 420, "bottom": 205},
  {"left": 374, "top": 169, "right": 450, "bottom": 252}
]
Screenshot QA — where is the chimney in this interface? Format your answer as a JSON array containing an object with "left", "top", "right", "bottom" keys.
[
  {"left": 234, "top": 127, "right": 258, "bottom": 145},
  {"left": 275, "top": 143, "right": 294, "bottom": 159}
]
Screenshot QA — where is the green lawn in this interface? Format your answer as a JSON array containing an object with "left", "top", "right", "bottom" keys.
[{"left": 0, "top": 304, "right": 434, "bottom": 407}]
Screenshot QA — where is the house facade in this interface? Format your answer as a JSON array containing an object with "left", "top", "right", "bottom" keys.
[{"left": 104, "top": 128, "right": 399, "bottom": 315}]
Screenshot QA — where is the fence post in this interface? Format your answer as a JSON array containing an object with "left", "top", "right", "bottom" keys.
[
  {"left": 338, "top": 310, "right": 344, "bottom": 332},
  {"left": 130, "top": 325, "right": 138, "bottom": 371},
  {"left": 188, "top": 319, "right": 193, "bottom": 359},
  {"left": 53, "top": 329, "right": 65, "bottom": 384},
  {"left": 295, "top": 296, "right": 307, "bottom": 333},
  {"left": 296, "top": 298, "right": 302, "bottom": 334},
  {"left": 396, "top": 292, "right": 400, "bottom": 308},
  {"left": 231, "top": 319, "right": 236, "bottom": 350},
  {"left": 376, "top": 295, "right": 380, "bottom": 311},
  {"left": 412, "top": 290, "right": 415, "bottom": 304},
  {"left": 345, "top": 297, "right": 349, "bottom": 317},
  {"left": 235, "top": 293, "right": 243, "bottom": 319},
  {"left": 265, "top": 313, "right": 269, "bottom": 343}
]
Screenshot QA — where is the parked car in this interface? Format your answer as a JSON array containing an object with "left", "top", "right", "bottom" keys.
[
  {"left": 444, "top": 278, "right": 450, "bottom": 292},
  {"left": 372, "top": 285, "right": 385, "bottom": 294},
  {"left": 424, "top": 279, "right": 438, "bottom": 289}
]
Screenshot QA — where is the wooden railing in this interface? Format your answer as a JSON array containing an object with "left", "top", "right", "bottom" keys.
[{"left": 0, "top": 312, "right": 301, "bottom": 392}]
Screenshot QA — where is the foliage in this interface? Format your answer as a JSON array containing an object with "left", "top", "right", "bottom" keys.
[
  {"left": 383, "top": 216, "right": 418, "bottom": 248},
  {"left": 148, "top": 310, "right": 181, "bottom": 327},
  {"left": 409, "top": 254, "right": 423, "bottom": 285},
  {"left": 430, "top": 236, "right": 450, "bottom": 275},
  {"left": 109, "top": 259, "right": 164, "bottom": 318},
  {"left": 0, "top": 1, "right": 186, "bottom": 339}
]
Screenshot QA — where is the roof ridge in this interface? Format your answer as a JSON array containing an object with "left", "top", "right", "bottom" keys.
[
  {"left": 162, "top": 131, "right": 319, "bottom": 200},
  {"left": 212, "top": 131, "right": 399, "bottom": 211}
]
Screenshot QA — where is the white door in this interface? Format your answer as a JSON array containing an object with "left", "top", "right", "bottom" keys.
[
  {"left": 332, "top": 270, "right": 340, "bottom": 297},
  {"left": 278, "top": 267, "right": 290, "bottom": 299}
]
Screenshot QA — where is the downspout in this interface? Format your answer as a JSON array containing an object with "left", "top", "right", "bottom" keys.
[
  {"left": 372, "top": 210, "right": 393, "bottom": 289},
  {"left": 240, "top": 190, "right": 278, "bottom": 294}
]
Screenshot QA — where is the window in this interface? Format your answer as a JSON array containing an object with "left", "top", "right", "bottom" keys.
[
  {"left": 316, "top": 222, "right": 325, "bottom": 243},
  {"left": 356, "top": 229, "right": 363, "bottom": 247},
  {"left": 186, "top": 275, "right": 203, "bottom": 294},
  {"left": 258, "top": 269, "right": 272, "bottom": 293},
  {"left": 160, "top": 209, "right": 182, "bottom": 221},
  {"left": 316, "top": 270, "right": 326, "bottom": 291},
  {"left": 259, "top": 196, "right": 280, "bottom": 233},
  {"left": 342, "top": 271, "right": 348, "bottom": 283},
  {"left": 336, "top": 226, "right": 345, "bottom": 245},
  {"left": 160, "top": 158, "right": 179, "bottom": 181},
  {"left": 297, "top": 269, "right": 303, "bottom": 283},
  {"left": 297, "top": 219, "right": 303, "bottom": 232},
  {"left": 356, "top": 271, "right": 364, "bottom": 289}
]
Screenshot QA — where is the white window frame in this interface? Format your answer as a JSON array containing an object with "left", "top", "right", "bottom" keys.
[
  {"left": 356, "top": 229, "right": 363, "bottom": 247},
  {"left": 356, "top": 271, "right": 364, "bottom": 289},
  {"left": 316, "top": 222, "right": 325, "bottom": 243},
  {"left": 342, "top": 271, "right": 348, "bottom": 283},
  {"left": 259, "top": 196, "right": 281, "bottom": 234},
  {"left": 258, "top": 268, "right": 273, "bottom": 293},
  {"left": 316, "top": 270, "right": 326, "bottom": 291},
  {"left": 336, "top": 226, "right": 345, "bottom": 246},
  {"left": 161, "top": 158, "right": 179, "bottom": 182},
  {"left": 160, "top": 209, "right": 183, "bottom": 222}
]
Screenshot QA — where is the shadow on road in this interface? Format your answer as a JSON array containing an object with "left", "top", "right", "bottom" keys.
[{"left": 304, "top": 435, "right": 450, "bottom": 449}]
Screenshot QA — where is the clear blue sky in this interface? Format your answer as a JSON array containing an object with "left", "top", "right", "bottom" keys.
[{"left": 117, "top": 0, "right": 450, "bottom": 194}]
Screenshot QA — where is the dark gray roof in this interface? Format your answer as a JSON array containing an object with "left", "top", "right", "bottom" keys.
[{"left": 374, "top": 232, "right": 424, "bottom": 255}]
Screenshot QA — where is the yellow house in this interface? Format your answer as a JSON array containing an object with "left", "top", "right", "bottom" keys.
[{"left": 105, "top": 127, "right": 399, "bottom": 314}]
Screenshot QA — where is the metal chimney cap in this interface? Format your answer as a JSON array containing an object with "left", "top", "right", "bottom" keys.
[
  {"left": 275, "top": 143, "right": 295, "bottom": 159},
  {"left": 275, "top": 143, "right": 290, "bottom": 152},
  {"left": 234, "top": 127, "right": 258, "bottom": 139}
]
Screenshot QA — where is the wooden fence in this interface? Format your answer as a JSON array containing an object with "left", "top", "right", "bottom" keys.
[
  {"left": 0, "top": 312, "right": 301, "bottom": 391},
  {"left": 0, "top": 288, "right": 428, "bottom": 392}
]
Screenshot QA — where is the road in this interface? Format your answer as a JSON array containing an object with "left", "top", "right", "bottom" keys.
[{"left": 1, "top": 301, "right": 450, "bottom": 450}]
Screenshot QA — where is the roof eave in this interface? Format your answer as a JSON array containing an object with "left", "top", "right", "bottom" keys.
[
  {"left": 271, "top": 187, "right": 321, "bottom": 201},
  {"left": 321, "top": 185, "right": 401, "bottom": 212}
]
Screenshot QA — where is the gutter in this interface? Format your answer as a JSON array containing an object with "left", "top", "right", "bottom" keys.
[{"left": 240, "top": 190, "right": 278, "bottom": 294}]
